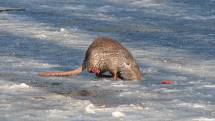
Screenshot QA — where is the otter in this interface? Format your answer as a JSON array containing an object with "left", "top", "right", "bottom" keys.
[{"left": 39, "top": 37, "right": 142, "bottom": 80}]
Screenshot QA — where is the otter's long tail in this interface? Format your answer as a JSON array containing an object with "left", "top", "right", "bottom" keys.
[{"left": 39, "top": 65, "right": 84, "bottom": 77}]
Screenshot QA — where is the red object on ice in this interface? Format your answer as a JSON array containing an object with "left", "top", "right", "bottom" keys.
[{"left": 161, "top": 80, "right": 174, "bottom": 84}]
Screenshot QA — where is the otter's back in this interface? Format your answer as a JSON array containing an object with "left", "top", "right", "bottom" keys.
[{"left": 83, "top": 37, "right": 134, "bottom": 71}]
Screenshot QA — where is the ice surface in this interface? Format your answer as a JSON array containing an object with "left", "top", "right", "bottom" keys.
[
  {"left": 0, "top": 0, "right": 215, "bottom": 121},
  {"left": 112, "top": 111, "right": 125, "bottom": 118}
]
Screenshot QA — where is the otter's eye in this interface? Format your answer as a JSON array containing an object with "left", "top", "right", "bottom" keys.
[{"left": 122, "top": 62, "right": 131, "bottom": 68}]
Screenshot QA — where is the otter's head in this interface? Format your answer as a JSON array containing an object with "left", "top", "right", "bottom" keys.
[{"left": 120, "top": 61, "right": 142, "bottom": 80}]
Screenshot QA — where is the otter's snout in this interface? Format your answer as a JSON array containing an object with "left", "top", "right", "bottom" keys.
[{"left": 120, "top": 62, "right": 142, "bottom": 80}]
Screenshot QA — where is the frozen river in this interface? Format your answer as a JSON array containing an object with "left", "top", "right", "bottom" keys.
[{"left": 0, "top": 0, "right": 215, "bottom": 121}]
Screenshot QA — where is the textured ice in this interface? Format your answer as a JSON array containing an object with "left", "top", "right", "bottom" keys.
[
  {"left": 193, "top": 117, "right": 215, "bottom": 121},
  {"left": 112, "top": 111, "right": 125, "bottom": 118},
  {"left": 85, "top": 104, "right": 96, "bottom": 114},
  {"left": 0, "top": 0, "right": 215, "bottom": 121},
  {"left": 1, "top": 83, "right": 30, "bottom": 90}
]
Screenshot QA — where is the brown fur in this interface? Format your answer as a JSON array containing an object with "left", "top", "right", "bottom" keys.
[{"left": 39, "top": 37, "right": 142, "bottom": 80}]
